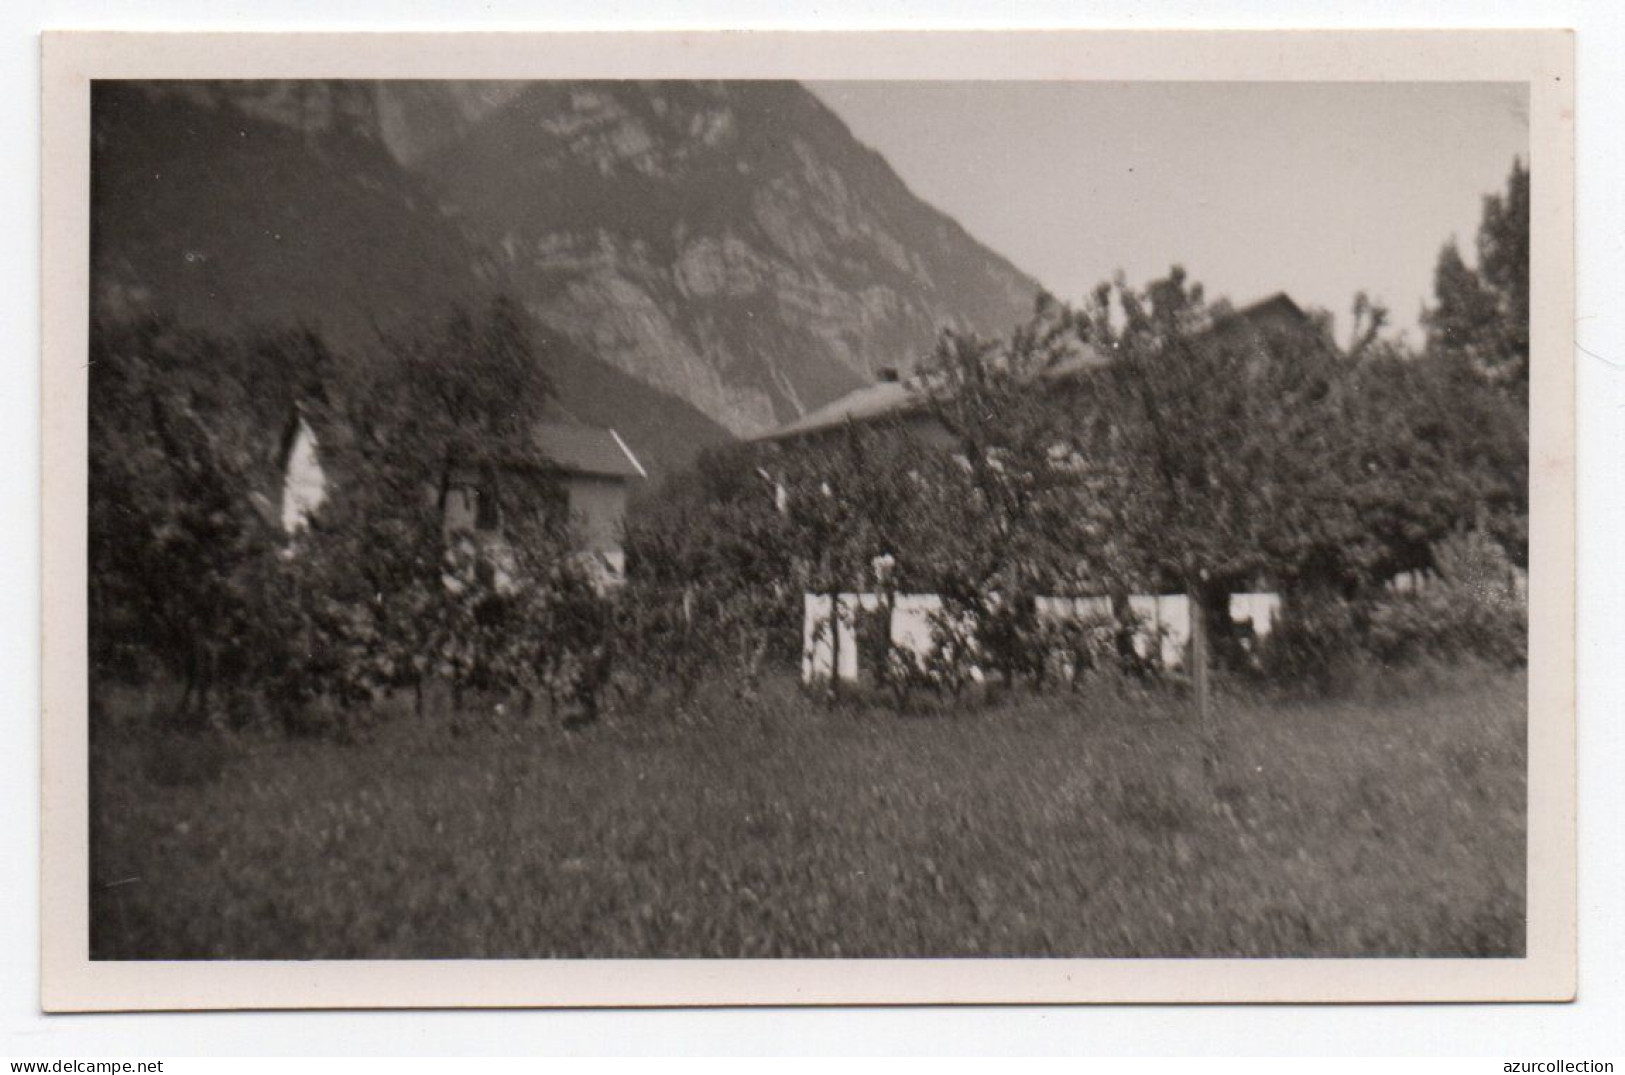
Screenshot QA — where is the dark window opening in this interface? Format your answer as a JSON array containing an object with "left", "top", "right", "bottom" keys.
[{"left": 475, "top": 470, "right": 502, "bottom": 532}]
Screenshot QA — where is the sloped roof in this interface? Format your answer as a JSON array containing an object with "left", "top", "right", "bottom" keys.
[
  {"left": 751, "top": 342, "right": 1113, "bottom": 443},
  {"left": 1036, "top": 341, "right": 1111, "bottom": 382},
  {"left": 533, "top": 422, "right": 647, "bottom": 480},
  {"left": 754, "top": 379, "right": 922, "bottom": 442},
  {"left": 1224, "top": 291, "right": 1307, "bottom": 329},
  {"left": 753, "top": 292, "right": 1306, "bottom": 443}
]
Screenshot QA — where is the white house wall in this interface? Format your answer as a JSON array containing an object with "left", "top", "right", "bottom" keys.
[
  {"left": 802, "top": 589, "right": 1280, "bottom": 684},
  {"left": 1230, "top": 592, "right": 1282, "bottom": 636},
  {"left": 889, "top": 594, "right": 948, "bottom": 665},
  {"left": 1127, "top": 594, "right": 1189, "bottom": 668},
  {"left": 801, "top": 593, "right": 875, "bottom": 683},
  {"left": 280, "top": 417, "right": 327, "bottom": 535}
]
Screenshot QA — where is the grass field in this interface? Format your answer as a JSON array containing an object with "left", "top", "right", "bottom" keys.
[{"left": 89, "top": 668, "right": 1526, "bottom": 959}]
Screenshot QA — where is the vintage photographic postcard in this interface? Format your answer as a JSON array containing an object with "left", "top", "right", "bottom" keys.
[{"left": 40, "top": 29, "right": 1575, "bottom": 1010}]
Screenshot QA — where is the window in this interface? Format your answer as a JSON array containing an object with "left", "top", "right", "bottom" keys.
[{"left": 474, "top": 469, "right": 501, "bottom": 532}]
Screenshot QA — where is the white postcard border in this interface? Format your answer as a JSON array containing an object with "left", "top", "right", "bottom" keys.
[{"left": 39, "top": 28, "right": 1576, "bottom": 1011}]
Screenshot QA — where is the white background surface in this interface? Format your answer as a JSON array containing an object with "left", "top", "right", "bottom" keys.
[{"left": 3, "top": 0, "right": 1621, "bottom": 1057}]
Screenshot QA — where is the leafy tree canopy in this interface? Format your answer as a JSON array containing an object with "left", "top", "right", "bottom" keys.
[{"left": 1423, "top": 158, "right": 1529, "bottom": 388}]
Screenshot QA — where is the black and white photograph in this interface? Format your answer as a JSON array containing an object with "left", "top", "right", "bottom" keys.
[{"left": 39, "top": 29, "right": 1577, "bottom": 1009}]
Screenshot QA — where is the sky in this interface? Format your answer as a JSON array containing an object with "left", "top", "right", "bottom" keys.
[{"left": 809, "top": 81, "right": 1528, "bottom": 343}]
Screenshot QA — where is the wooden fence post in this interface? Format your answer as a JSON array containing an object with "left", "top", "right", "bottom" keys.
[{"left": 1188, "top": 582, "right": 1211, "bottom": 728}]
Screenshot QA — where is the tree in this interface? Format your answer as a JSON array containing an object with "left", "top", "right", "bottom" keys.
[
  {"left": 1423, "top": 158, "right": 1529, "bottom": 388},
  {"left": 361, "top": 297, "right": 577, "bottom": 719},
  {"left": 1330, "top": 345, "right": 1528, "bottom": 577},
  {"left": 914, "top": 299, "right": 1101, "bottom": 588},
  {"left": 87, "top": 295, "right": 581, "bottom": 732},
  {"left": 904, "top": 297, "right": 1125, "bottom": 691},
  {"left": 88, "top": 318, "right": 332, "bottom": 726},
  {"left": 1070, "top": 269, "right": 1346, "bottom": 721},
  {"left": 1077, "top": 267, "right": 1526, "bottom": 715},
  {"left": 622, "top": 442, "right": 802, "bottom": 702}
]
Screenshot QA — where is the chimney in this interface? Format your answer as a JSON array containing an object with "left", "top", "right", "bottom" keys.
[{"left": 876, "top": 366, "right": 900, "bottom": 383}]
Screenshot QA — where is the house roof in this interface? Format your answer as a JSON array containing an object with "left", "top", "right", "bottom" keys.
[
  {"left": 1224, "top": 291, "right": 1307, "bottom": 329},
  {"left": 755, "top": 342, "right": 1114, "bottom": 443},
  {"left": 753, "top": 378, "right": 923, "bottom": 442},
  {"left": 752, "top": 291, "right": 1307, "bottom": 444},
  {"left": 1036, "top": 341, "right": 1112, "bottom": 382},
  {"left": 533, "top": 422, "right": 648, "bottom": 481}
]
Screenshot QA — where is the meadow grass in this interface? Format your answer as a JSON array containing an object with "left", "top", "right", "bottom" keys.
[{"left": 89, "top": 667, "right": 1526, "bottom": 959}]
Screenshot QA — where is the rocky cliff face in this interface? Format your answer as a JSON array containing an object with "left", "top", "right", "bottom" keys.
[
  {"left": 401, "top": 80, "right": 1042, "bottom": 435},
  {"left": 91, "top": 78, "right": 1042, "bottom": 452}
]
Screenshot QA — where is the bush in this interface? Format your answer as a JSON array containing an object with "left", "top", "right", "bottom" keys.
[
  {"left": 1366, "top": 532, "right": 1526, "bottom": 668},
  {"left": 921, "top": 601, "right": 983, "bottom": 702},
  {"left": 1259, "top": 589, "right": 1366, "bottom": 694},
  {"left": 975, "top": 592, "right": 1048, "bottom": 690},
  {"left": 1035, "top": 610, "right": 1123, "bottom": 690},
  {"left": 1263, "top": 532, "right": 1526, "bottom": 695},
  {"left": 614, "top": 580, "right": 793, "bottom": 711}
]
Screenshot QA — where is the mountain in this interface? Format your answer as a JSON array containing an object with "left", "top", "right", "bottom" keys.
[
  {"left": 402, "top": 80, "right": 1043, "bottom": 435},
  {"left": 90, "top": 78, "right": 1043, "bottom": 460},
  {"left": 89, "top": 82, "right": 734, "bottom": 479},
  {"left": 91, "top": 82, "right": 498, "bottom": 355}
]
